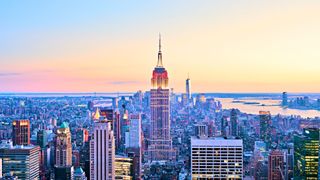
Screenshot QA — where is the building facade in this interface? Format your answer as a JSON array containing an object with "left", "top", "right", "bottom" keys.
[
  {"left": 230, "top": 109, "right": 238, "bottom": 137},
  {"left": 115, "top": 155, "right": 133, "bottom": 180},
  {"left": 191, "top": 137, "right": 243, "bottom": 179},
  {"left": 127, "top": 113, "right": 142, "bottom": 148},
  {"left": 294, "top": 128, "right": 319, "bottom": 179},
  {"left": 55, "top": 122, "right": 72, "bottom": 167},
  {"left": 0, "top": 140, "right": 40, "bottom": 179},
  {"left": 90, "top": 120, "right": 115, "bottom": 180},
  {"left": 268, "top": 150, "right": 285, "bottom": 180},
  {"left": 12, "top": 119, "right": 30, "bottom": 146},
  {"left": 148, "top": 35, "right": 175, "bottom": 161},
  {"left": 259, "top": 111, "right": 272, "bottom": 148}
]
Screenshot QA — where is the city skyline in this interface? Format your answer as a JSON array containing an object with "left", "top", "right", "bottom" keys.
[{"left": 2, "top": 1, "right": 320, "bottom": 93}]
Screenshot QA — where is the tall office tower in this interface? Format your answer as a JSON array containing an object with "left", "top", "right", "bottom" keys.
[
  {"left": 191, "top": 137, "right": 243, "bottom": 179},
  {"left": 186, "top": 75, "right": 191, "bottom": 102},
  {"left": 127, "top": 114, "right": 142, "bottom": 148},
  {"left": 90, "top": 119, "right": 115, "bottom": 180},
  {"left": 37, "top": 129, "right": 48, "bottom": 179},
  {"left": 221, "top": 116, "right": 230, "bottom": 137},
  {"left": 286, "top": 143, "right": 294, "bottom": 180},
  {"left": 126, "top": 114, "right": 142, "bottom": 179},
  {"left": 259, "top": 111, "right": 272, "bottom": 148},
  {"left": 76, "top": 128, "right": 89, "bottom": 147},
  {"left": 114, "top": 110, "right": 121, "bottom": 152},
  {"left": 12, "top": 119, "right": 30, "bottom": 145},
  {"left": 282, "top": 92, "right": 288, "bottom": 106},
  {"left": 115, "top": 155, "right": 133, "bottom": 180},
  {"left": 181, "top": 93, "right": 188, "bottom": 106},
  {"left": 121, "top": 107, "right": 129, "bottom": 151},
  {"left": 268, "top": 150, "right": 285, "bottom": 180},
  {"left": 37, "top": 129, "right": 48, "bottom": 148},
  {"left": 230, "top": 109, "right": 238, "bottom": 137},
  {"left": 55, "top": 166, "right": 74, "bottom": 180},
  {"left": 80, "top": 141, "right": 91, "bottom": 180},
  {"left": 55, "top": 122, "right": 72, "bottom": 167},
  {"left": 294, "top": 128, "right": 319, "bottom": 179},
  {"left": 0, "top": 140, "right": 40, "bottom": 179},
  {"left": 100, "top": 108, "right": 122, "bottom": 152},
  {"left": 148, "top": 35, "right": 175, "bottom": 161},
  {"left": 195, "top": 124, "right": 208, "bottom": 138}
]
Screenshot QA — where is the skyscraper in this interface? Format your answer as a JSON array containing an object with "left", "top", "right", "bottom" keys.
[
  {"left": 194, "top": 123, "right": 208, "bottom": 138},
  {"left": 127, "top": 113, "right": 142, "bottom": 148},
  {"left": 282, "top": 92, "right": 288, "bottom": 106},
  {"left": 148, "top": 35, "right": 175, "bottom": 161},
  {"left": 12, "top": 119, "right": 30, "bottom": 146},
  {"left": 0, "top": 140, "right": 40, "bottom": 179},
  {"left": 55, "top": 122, "right": 72, "bottom": 167},
  {"left": 37, "top": 129, "right": 48, "bottom": 148},
  {"left": 259, "top": 111, "right": 272, "bottom": 148},
  {"left": 115, "top": 155, "right": 133, "bottom": 180},
  {"left": 186, "top": 75, "right": 191, "bottom": 102},
  {"left": 127, "top": 114, "right": 142, "bottom": 179},
  {"left": 268, "top": 150, "right": 285, "bottom": 180},
  {"left": 191, "top": 137, "right": 243, "bottom": 179},
  {"left": 294, "top": 128, "right": 319, "bottom": 179},
  {"left": 76, "top": 128, "right": 89, "bottom": 147},
  {"left": 230, "top": 109, "right": 238, "bottom": 137},
  {"left": 90, "top": 119, "right": 115, "bottom": 180}
]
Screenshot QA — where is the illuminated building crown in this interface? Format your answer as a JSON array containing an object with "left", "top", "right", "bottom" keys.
[{"left": 151, "top": 34, "right": 169, "bottom": 89}]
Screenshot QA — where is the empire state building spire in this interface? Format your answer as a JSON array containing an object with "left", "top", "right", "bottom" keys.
[
  {"left": 157, "top": 34, "right": 163, "bottom": 67},
  {"left": 151, "top": 34, "right": 168, "bottom": 89}
]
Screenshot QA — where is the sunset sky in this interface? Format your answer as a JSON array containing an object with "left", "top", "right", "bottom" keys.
[{"left": 1, "top": 1, "right": 320, "bottom": 93}]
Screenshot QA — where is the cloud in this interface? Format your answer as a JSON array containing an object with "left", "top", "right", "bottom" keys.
[
  {"left": 0, "top": 72, "right": 23, "bottom": 76},
  {"left": 107, "top": 81, "right": 140, "bottom": 85}
]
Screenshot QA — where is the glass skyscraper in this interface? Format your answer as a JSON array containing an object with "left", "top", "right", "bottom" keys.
[{"left": 294, "top": 128, "right": 319, "bottom": 179}]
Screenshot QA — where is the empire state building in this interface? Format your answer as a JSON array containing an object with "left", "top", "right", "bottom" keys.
[{"left": 148, "top": 35, "right": 175, "bottom": 161}]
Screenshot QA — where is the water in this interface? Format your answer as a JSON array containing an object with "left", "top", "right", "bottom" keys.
[
  {"left": 0, "top": 92, "right": 133, "bottom": 97},
  {"left": 217, "top": 98, "right": 320, "bottom": 118},
  {"left": 1, "top": 93, "right": 319, "bottom": 118}
]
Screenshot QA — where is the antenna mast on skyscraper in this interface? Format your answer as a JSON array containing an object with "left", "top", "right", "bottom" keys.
[{"left": 157, "top": 33, "right": 163, "bottom": 67}]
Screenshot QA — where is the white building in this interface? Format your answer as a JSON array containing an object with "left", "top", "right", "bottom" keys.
[
  {"left": 126, "top": 114, "right": 142, "bottom": 148},
  {"left": 90, "top": 120, "right": 115, "bottom": 180},
  {"left": 191, "top": 137, "right": 243, "bottom": 179}
]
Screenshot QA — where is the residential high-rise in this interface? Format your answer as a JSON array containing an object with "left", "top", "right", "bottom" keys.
[
  {"left": 294, "top": 128, "right": 319, "bottom": 179},
  {"left": 259, "top": 111, "right": 272, "bottom": 148},
  {"left": 90, "top": 119, "right": 115, "bottom": 180},
  {"left": 55, "top": 122, "right": 72, "bottom": 167},
  {"left": 12, "top": 119, "right": 30, "bottom": 146},
  {"left": 268, "top": 150, "right": 285, "bottom": 180},
  {"left": 230, "top": 109, "right": 238, "bottom": 137},
  {"left": 0, "top": 140, "right": 40, "bottom": 179},
  {"left": 191, "top": 137, "right": 243, "bottom": 179},
  {"left": 148, "top": 35, "right": 175, "bottom": 161}
]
